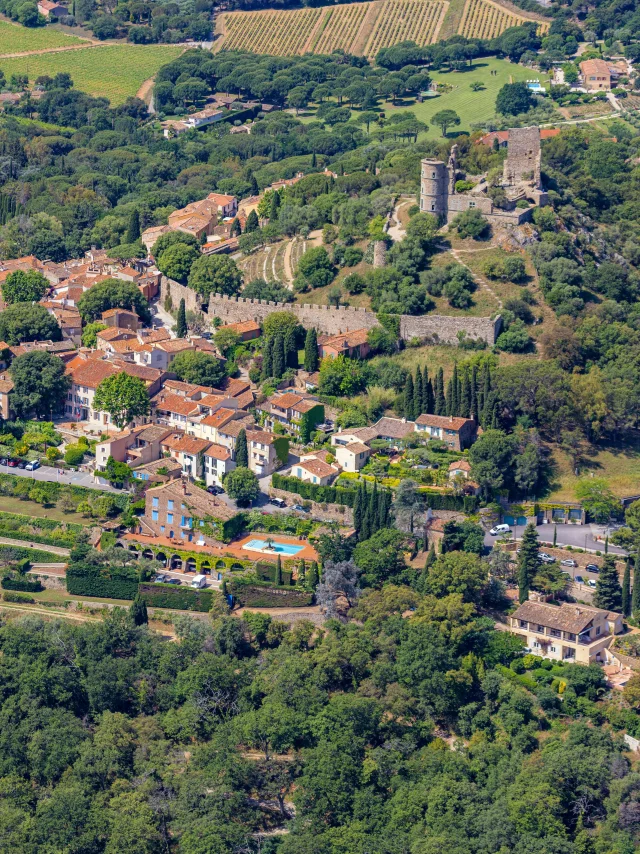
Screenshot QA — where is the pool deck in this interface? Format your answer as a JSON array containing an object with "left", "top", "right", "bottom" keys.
[{"left": 122, "top": 532, "right": 318, "bottom": 563}]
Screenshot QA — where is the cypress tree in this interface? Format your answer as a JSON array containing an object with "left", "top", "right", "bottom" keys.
[
  {"left": 311, "top": 151, "right": 317, "bottom": 168},
  {"left": 461, "top": 370, "right": 471, "bottom": 419},
  {"left": 269, "top": 189, "right": 280, "bottom": 220},
  {"left": 249, "top": 172, "right": 259, "bottom": 195},
  {"left": 594, "top": 556, "right": 622, "bottom": 612},
  {"left": 307, "top": 561, "right": 319, "bottom": 590},
  {"left": 272, "top": 334, "right": 285, "bottom": 379},
  {"left": 426, "top": 378, "right": 434, "bottom": 414},
  {"left": 126, "top": 208, "right": 140, "bottom": 243},
  {"left": 298, "top": 559, "right": 306, "bottom": 583},
  {"left": 632, "top": 549, "right": 640, "bottom": 617},
  {"left": 353, "top": 482, "right": 364, "bottom": 536},
  {"left": 129, "top": 593, "right": 148, "bottom": 626},
  {"left": 552, "top": 525, "right": 557, "bottom": 547},
  {"left": 404, "top": 373, "right": 414, "bottom": 420},
  {"left": 230, "top": 217, "right": 242, "bottom": 236},
  {"left": 261, "top": 336, "right": 273, "bottom": 379},
  {"left": 435, "top": 368, "right": 446, "bottom": 416},
  {"left": 246, "top": 210, "right": 259, "bottom": 232},
  {"left": 176, "top": 298, "right": 187, "bottom": 338},
  {"left": 368, "top": 480, "right": 378, "bottom": 534},
  {"left": 377, "top": 488, "right": 390, "bottom": 530},
  {"left": 414, "top": 366, "right": 423, "bottom": 417},
  {"left": 360, "top": 503, "right": 371, "bottom": 541},
  {"left": 235, "top": 428, "right": 248, "bottom": 468},
  {"left": 470, "top": 365, "right": 478, "bottom": 421},
  {"left": 420, "top": 367, "right": 428, "bottom": 414},
  {"left": 490, "top": 401, "right": 500, "bottom": 430},
  {"left": 450, "top": 364, "right": 459, "bottom": 416},
  {"left": 480, "top": 362, "right": 491, "bottom": 415},
  {"left": 425, "top": 544, "right": 437, "bottom": 568},
  {"left": 304, "top": 327, "right": 318, "bottom": 372},
  {"left": 284, "top": 326, "right": 298, "bottom": 369},
  {"left": 518, "top": 523, "right": 539, "bottom": 603},
  {"left": 622, "top": 558, "right": 631, "bottom": 617},
  {"left": 275, "top": 555, "right": 283, "bottom": 586}
]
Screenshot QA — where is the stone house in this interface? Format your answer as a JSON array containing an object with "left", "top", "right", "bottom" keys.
[
  {"left": 166, "top": 435, "right": 212, "bottom": 479},
  {"left": 415, "top": 414, "right": 477, "bottom": 452},
  {"left": 131, "top": 457, "right": 183, "bottom": 485},
  {"left": 101, "top": 308, "right": 139, "bottom": 330},
  {"left": 509, "top": 601, "right": 624, "bottom": 664},
  {"left": 141, "top": 479, "right": 236, "bottom": 544},
  {"left": 221, "top": 320, "right": 261, "bottom": 342},
  {"left": 334, "top": 440, "right": 370, "bottom": 472},
  {"left": 292, "top": 457, "right": 340, "bottom": 485},
  {"left": 318, "top": 328, "right": 370, "bottom": 360},
  {"left": 0, "top": 373, "right": 13, "bottom": 420},
  {"left": 579, "top": 58, "right": 612, "bottom": 91},
  {"left": 203, "top": 443, "right": 234, "bottom": 487},
  {"left": 95, "top": 424, "right": 174, "bottom": 471},
  {"left": 257, "top": 392, "right": 324, "bottom": 437}
]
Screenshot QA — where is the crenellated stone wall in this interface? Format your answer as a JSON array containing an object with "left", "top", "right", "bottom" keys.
[{"left": 160, "top": 277, "right": 501, "bottom": 344}]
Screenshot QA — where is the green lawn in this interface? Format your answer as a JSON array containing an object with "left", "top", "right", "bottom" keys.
[
  {"left": 0, "top": 19, "right": 86, "bottom": 54},
  {"left": 548, "top": 435, "right": 640, "bottom": 502},
  {"left": 0, "top": 495, "right": 90, "bottom": 526},
  {"left": 375, "top": 57, "right": 549, "bottom": 137},
  {"left": 0, "top": 44, "right": 184, "bottom": 104}
]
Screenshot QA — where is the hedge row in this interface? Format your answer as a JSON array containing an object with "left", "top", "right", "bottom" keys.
[
  {"left": 0, "top": 512, "right": 85, "bottom": 534},
  {"left": 0, "top": 473, "right": 130, "bottom": 510},
  {"left": 66, "top": 562, "right": 139, "bottom": 600},
  {"left": 0, "top": 545, "right": 64, "bottom": 564},
  {"left": 228, "top": 579, "right": 313, "bottom": 608},
  {"left": 272, "top": 473, "right": 356, "bottom": 507},
  {"left": 138, "top": 583, "right": 213, "bottom": 612},
  {"left": 3, "top": 591, "right": 35, "bottom": 604},
  {"left": 1, "top": 575, "right": 43, "bottom": 593}
]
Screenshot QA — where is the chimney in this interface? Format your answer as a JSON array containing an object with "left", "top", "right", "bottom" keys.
[
  {"left": 449, "top": 415, "right": 453, "bottom": 423},
  {"left": 182, "top": 481, "right": 187, "bottom": 495}
]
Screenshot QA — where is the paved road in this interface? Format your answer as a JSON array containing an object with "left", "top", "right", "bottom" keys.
[
  {"left": 0, "top": 461, "right": 119, "bottom": 493},
  {"left": 484, "top": 522, "right": 627, "bottom": 556},
  {"left": 151, "top": 301, "right": 177, "bottom": 334},
  {"left": 0, "top": 536, "right": 70, "bottom": 556}
]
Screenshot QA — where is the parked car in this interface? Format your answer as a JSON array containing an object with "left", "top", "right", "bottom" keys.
[
  {"left": 561, "top": 559, "right": 577, "bottom": 567},
  {"left": 269, "top": 497, "right": 287, "bottom": 508},
  {"left": 538, "top": 552, "right": 556, "bottom": 564},
  {"left": 25, "top": 460, "right": 40, "bottom": 471},
  {"left": 291, "top": 504, "right": 309, "bottom": 513},
  {"left": 587, "top": 579, "right": 597, "bottom": 589},
  {"left": 7, "top": 459, "right": 18, "bottom": 467},
  {"left": 166, "top": 578, "right": 182, "bottom": 585},
  {"left": 16, "top": 460, "right": 25, "bottom": 469},
  {"left": 153, "top": 573, "right": 167, "bottom": 583},
  {"left": 206, "top": 484, "right": 224, "bottom": 495},
  {"left": 489, "top": 524, "right": 511, "bottom": 536},
  {"left": 561, "top": 571, "right": 572, "bottom": 579},
  {"left": 575, "top": 575, "right": 585, "bottom": 584},
  {"left": 191, "top": 574, "right": 207, "bottom": 589},
  {"left": 585, "top": 563, "right": 600, "bottom": 574}
]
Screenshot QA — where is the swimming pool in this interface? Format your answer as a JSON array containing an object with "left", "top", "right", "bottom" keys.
[{"left": 243, "top": 538, "right": 304, "bottom": 556}]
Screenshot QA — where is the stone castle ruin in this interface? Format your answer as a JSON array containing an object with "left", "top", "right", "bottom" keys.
[{"left": 420, "top": 126, "right": 549, "bottom": 227}]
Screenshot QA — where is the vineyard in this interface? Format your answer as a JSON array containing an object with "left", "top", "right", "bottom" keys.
[
  {"left": 219, "top": 7, "right": 324, "bottom": 56},
  {"left": 0, "top": 21, "right": 87, "bottom": 55},
  {"left": 458, "top": 0, "right": 549, "bottom": 38},
  {"left": 313, "top": 3, "right": 370, "bottom": 55},
  {"left": 365, "top": 0, "right": 448, "bottom": 56},
  {"left": 217, "top": 0, "right": 548, "bottom": 56}
]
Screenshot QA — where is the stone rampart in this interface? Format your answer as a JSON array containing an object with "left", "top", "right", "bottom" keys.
[{"left": 159, "top": 278, "right": 501, "bottom": 344}]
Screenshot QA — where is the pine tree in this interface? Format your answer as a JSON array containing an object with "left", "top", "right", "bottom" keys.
[
  {"left": 622, "top": 558, "right": 631, "bottom": 617},
  {"left": 415, "top": 366, "right": 423, "bottom": 417},
  {"left": 633, "top": 550, "right": 640, "bottom": 618},
  {"left": 246, "top": 210, "right": 259, "bottom": 232},
  {"left": 272, "top": 334, "right": 285, "bottom": 379},
  {"left": 235, "top": 428, "right": 248, "bottom": 468},
  {"left": 176, "top": 298, "right": 187, "bottom": 338},
  {"left": 261, "top": 336, "right": 273, "bottom": 379},
  {"left": 275, "top": 555, "right": 283, "bottom": 586},
  {"left": 307, "top": 561, "right": 319, "bottom": 590},
  {"left": 304, "top": 328, "right": 318, "bottom": 372},
  {"left": 518, "top": 523, "right": 539, "bottom": 603},
  {"left": 435, "top": 368, "right": 446, "bottom": 416},
  {"left": 404, "top": 373, "right": 414, "bottom": 420},
  {"left": 126, "top": 208, "right": 140, "bottom": 244},
  {"left": 594, "top": 556, "right": 622, "bottom": 612},
  {"left": 129, "top": 594, "right": 148, "bottom": 626}
]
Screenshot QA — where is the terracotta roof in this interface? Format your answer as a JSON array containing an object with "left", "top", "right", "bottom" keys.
[
  {"left": 512, "top": 601, "right": 614, "bottom": 634},
  {"left": 161, "top": 432, "right": 186, "bottom": 450},
  {"left": 109, "top": 339, "right": 144, "bottom": 354},
  {"left": 162, "top": 379, "right": 210, "bottom": 397},
  {"left": 115, "top": 361, "right": 163, "bottom": 384},
  {"left": 373, "top": 417, "right": 415, "bottom": 439},
  {"left": 449, "top": 460, "right": 472, "bottom": 472},
  {"left": 344, "top": 426, "right": 378, "bottom": 443},
  {"left": 134, "top": 457, "right": 182, "bottom": 475},
  {"left": 139, "top": 329, "right": 170, "bottom": 344},
  {"left": 200, "top": 408, "right": 237, "bottom": 429},
  {"left": 223, "top": 320, "right": 261, "bottom": 335},
  {"left": 298, "top": 458, "right": 337, "bottom": 478},
  {"left": 234, "top": 390, "right": 254, "bottom": 410},
  {"left": 270, "top": 392, "right": 304, "bottom": 409},
  {"left": 580, "top": 58, "right": 611, "bottom": 76},
  {"left": 68, "top": 359, "right": 117, "bottom": 389},
  {"left": 152, "top": 393, "right": 199, "bottom": 417},
  {"left": 146, "top": 479, "right": 236, "bottom": 521},
  {"left": 320, "top": 328, "right": 369, "bottom": 349},
  {"left": 156, "top": 339, "right": 195, "bottom": 353},
  {"left": 134, "top": 424, "right": 173, "bottom": 443},
  {"left": 97, "top": 327, "right": 135, "bottom": 342},
  {"left": 172, "top": 435, "right": 211, "bottom": 455},
  {"left": 344, "top": 441, "right": 369, "bottom": 454},
  {"left": 207, "top": 193, "right": 236, "bottom": 205},
  {"left": 101, "top": 308, "right": 139, "bottom": 319},
  {"left": 197, "top": 393, "right": 227, "bottom": 409},
  {"left": 416, "top": 414, "right": 474, "bottom": 431},
  {"left": 218, "top": 418, "right": 254, "bottom": 438},
  {"left": 0, "top": 377, "right": 14, "bottom": 393},
  {"left": 204, "top": 443, "right": 231, "bottom": 460},
  {"left": 246, "top": 429, "right": 275, "bottom": 445},
  {"left": 220, "top": 377, "right": 251, "bottom": 397}
]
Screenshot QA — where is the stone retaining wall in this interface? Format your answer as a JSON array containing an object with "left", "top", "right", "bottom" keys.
[
  {"left": 268, "top": 486, "right": 354, "bottom": 526},
  {"left": 160, "top": 277, "right": 501, "bottom": 345}
]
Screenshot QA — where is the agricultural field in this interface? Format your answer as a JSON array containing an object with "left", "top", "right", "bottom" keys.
[
  {"left": 313, "top": 3, "right": 370, "bottom": 55},
  {"left": 238, "top": 241, "right": 289, "bottom": 285},
  {"left": 365, "top": 0, "right": 448, "bottom": 56},
  {"left": 219, "top": 7, "right": 324, "bottom": 56},
  {"left": 0, "top": 44, "right": 183, "bottom": 104},
  {"left": 216, "top": 0, "right": 547, "bottom": 57},
  {"left": 458, "top": 0, "right": 549, "bottom": 38},
  {"left": 375, "top": 57, "right": 549, "bottom": 135},
  {"left": 0, "top": 20, "right": 88, "bottom": 54}
]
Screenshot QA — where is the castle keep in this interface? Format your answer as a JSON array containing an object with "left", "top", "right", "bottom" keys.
[{"left": 420, "top": 126, "right": 548, "bottom": 226}]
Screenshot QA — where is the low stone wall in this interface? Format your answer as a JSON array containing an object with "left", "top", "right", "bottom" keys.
[
  {"left": 160, "top": 279, "right": 502, "bottom": 345},
  {"left": 268, "top": 486, "right": 353, "bottom": 525}
]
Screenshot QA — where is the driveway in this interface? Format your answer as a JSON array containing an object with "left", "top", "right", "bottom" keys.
[
  {"left": 0, "top": 461, "right": 120, "bottom": 493},
  {"left": 151, "top": 300, "right": 177, "bottom": 334},
  {"left": 484, "top": 522, "right": 627, "bottom": 556}
]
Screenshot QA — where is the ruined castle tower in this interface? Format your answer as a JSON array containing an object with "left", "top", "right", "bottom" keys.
[
  {"left": 502, "top": 126, "right": 542, "bottom": 187},
  {"left": 420, "top": 158, "right": 449, "bottom": 217}
]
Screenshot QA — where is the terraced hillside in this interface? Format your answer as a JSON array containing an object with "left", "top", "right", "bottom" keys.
[{"left": 215, "top": 0, "right": 548, "bottom": 57}]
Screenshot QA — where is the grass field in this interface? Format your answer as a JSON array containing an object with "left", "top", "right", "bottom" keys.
[
  {"left": 0, "top": 495, "right": 90, "bottom": 526},
  {"left": 548, "top": 436, "right": 640, "bottom": 502},
  {"left": 377, "top": 57, "right": 549, "bottom": 136},
  {"left": 0, "top": 44, "right": 183, "bottom": 104},
  {"left": 0, "top": 20, "right": 86, "bottom": 54}
]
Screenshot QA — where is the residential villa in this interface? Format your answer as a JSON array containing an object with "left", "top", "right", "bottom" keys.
[
  {"left": 140, "top": 479, "right": 236, "bottom": 545},
  {"left": 318, "top": 329, "right": 370, "bottom": 360},
  {"left": 257, "top": 392, "right": 324, "bottom": 437},
  {"left": 509, "top": 601, "right": 624, "bottom": 664},
  {"left": 95, "top": 424, "right": 174, "bottom": 471},
  {"left": 415, "top": 414, "right": 477, "bottom": 451}
]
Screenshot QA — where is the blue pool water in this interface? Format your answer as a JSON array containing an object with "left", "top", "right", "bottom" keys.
[{"left": 244, "top": 538, "right": 304, "bottom": 556}]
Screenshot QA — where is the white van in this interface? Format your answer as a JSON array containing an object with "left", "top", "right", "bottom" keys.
[
  {"left": 191, "top": 574, "right": 207, "bottom": 589},
  {"left": 489, "top": 524, "right": 511, "bottom": 536}
]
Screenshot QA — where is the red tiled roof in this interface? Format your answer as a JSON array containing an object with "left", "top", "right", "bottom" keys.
[
  {"left": 416, "top": 414, "right": 474, "bottom": 431},
  {"left": 68, "top": 359, "right": 117, "bottom": 389},
  {"left": 204, "top": 443, "right": 231, "bottom": 460}
]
